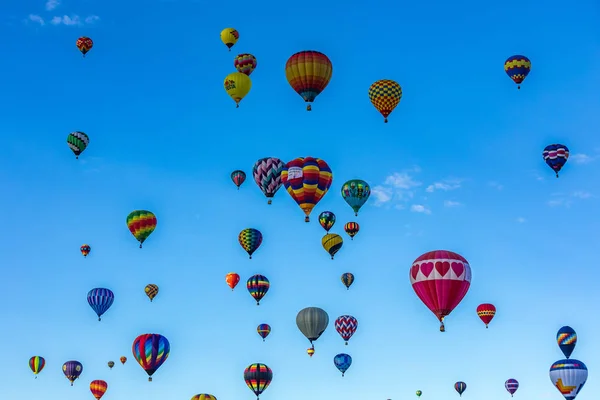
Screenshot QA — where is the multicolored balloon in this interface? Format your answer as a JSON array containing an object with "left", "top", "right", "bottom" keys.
[
  {"left": 476, "top": 303, "right": 496, "bottom": 328},
  {"left": 29, "top": 356, "right": 45, "bottom": 378},
  {"left": 296, "top": 307, "right": 329, "bottom": 354},
  {"left": 224, "top": 72, "right": 252, "bottom": 107},
  {"left": 318, "top": 211, "right": 336, "bottom": 232},
  {"left": 226, "top": 272, "right": 241, "bottom": 290},
  {"left": 234, "top": 53, "right": 257, "bottom": 76},
  {"left": 62, "top": 360, "right": 83, "bottom": 386},
  {"left": 368, "top": 79, "right": 402, "bottom": 123},
  {"left": 220, "top": 28, "right": 239, "bottom": 51},
  {"left": 333, "top": 353, "right": 352, "bottom": 377},
  {"left": 341, "top": 273, "right": 354, "bottom": 290},
  {"left": 107, "top": 361, "right": 114, "bottom": 369},
  {"left": 126, "top": 210, "right": 157, "bottom": 248},
  {"left": 120, "top": 356, "right": 127, "bottom": 365},
  {"left": 244, "top": 363, "right": 272, "bottom": 399},
  {"left": 238, "top": 228, "right": 263, "bottom": 259},
  {"left": 549, "top": 359, "right": 587, "bottom": 400},
  {"left": 252, "top": 157, "right": 284, "bottom": 204},
  {"left": 90, "top": 379, "right": 108, "bottom": 400},
  {"left": 132, "top": 334, "right": 170, "bottom": 382},
  {"left": 322, "top": 233, "right": 343, "bottom": 259},
  {"left": 76, "top": 36, "right": 93, "bottom": 57},
  {"left": 192, "top": 395, "right": 217, "bottom": 400},
  {"left": 341, "top": 179, "right": 371, "bottom": 215},
  {"left": 257, "top": 324, "right": 271, "bottom": 341},
  {"left": 145, "top": 284, "right": 159, "bottom": 302},
  {"left": 543, "top": 144, "right": 569, "bottom": 178},
  {"left": 307, "top": 347, "right": 315, "bottom": 357},
  {"left": 285, "top": 50, "right": 332, "bottom": 111},
  {"left": 504, "top": 55, "right": 531, "bottom": 89},
  {"left": 410, "top": 250, "right": 472, "bottom": 332},
  {"left": 247, "top": 274, "right": 269, "bottom": 305},
  {"left": 281, "top": 157, "right": 333, "bottom": 222},
  {"left": 335, "top": 315, "right": 358, "bottom": 345},
  {"left": 80, "top": 244, "right": 91, "bottom": 257},
  {"left": 557, "top": 326, "right": 577, "bottom": 359},
  {"left": 231, "top": 170, "right": 246, "bottom": 189},
  {"left": 87, "top": 288, "right": 114, "bottom": 321},
  {"left": 67, "top": 131, "right": 89, "bottom": 159},
  {"left": 505, "top": 379, "right": 519, "bottom": 397},
  {"left": 455, "top": 381, "right": 467, "bottom": 396},
  {"left": 344, "top": 222, "right": 359, "bottom": 240}
]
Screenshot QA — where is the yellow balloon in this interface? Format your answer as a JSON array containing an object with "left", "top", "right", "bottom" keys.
[
  {"left": 220, "top": 28, "right": 239, "bottom": 51},
  {"left": 224, "top": 72, "right": 252, "bottom": 108},
  {"left": 322, "top": 233, "right": 343, "bottom": 260}
]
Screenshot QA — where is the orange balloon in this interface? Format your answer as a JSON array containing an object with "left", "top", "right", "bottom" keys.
[
  {"left": 226, "top": 272, "right": 240, "bottom": 290},
  {"left": 90, "top": 380, "right": 108, "bottom": 400},
  {"left": 120, "top": 356, "right": 127, "bottom": 364}
]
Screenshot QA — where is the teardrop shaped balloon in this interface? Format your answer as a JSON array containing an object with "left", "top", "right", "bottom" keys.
[
  {"left": 252, "top": 157, "right": 284, "bottom": 204},
  {"left": 29, "top": 356, "right": 45, "bottom": 377},
  {"left": 476, "top": 303, "right": 496, "bottom": 328},
  {"left": 410, "top": 250, "right": 471, "bottom": 332},
  {"left": 257, "top": 323, "right": 271, "bottom": 341},
  {"left": 226, "top": 272, "right": 240, "bottom": 290},
  {"left": 322, "top": 233, "right": 343, "bottom": 259},
  {"left": 145, "top": 284, "right": 159, "bottom": 302},
  {"left": 296, "top": 307, "right": 329, "bottom": 346},
  {"left": 76, "top": 36, "right": 93, "bottom": 57},
  {"left": 67, "top": 131, "right": 89, "bottom": 159},
  {"left": 238, "top": 228, "right": 263, "bottom": 259},
  {"left": 126, "top": 210, "right": 157, "bottom": 248},
  {"left": 341, "top": 179, "right": 371, "bottom": 215},
  {"left": 120, "top": 356, "right": 127, "bottom": 365},
  {"left": 307, "top": 347, "right": 315, "bottom": 357},
  {"left": 454, "top": 381, "right": 467, "bottom": 396},
  {"left": 549, "top": 359, "right": 587, "bottom": 400},
  {"left": 235, "top": 53, "right": 257, "bottom": 76},
  {"left": 87, "top": 288, "right": 114, "bottom": 321},
  {"left": 132, "top": 334, "right": 170, "bottom": 382},
  {"left": 285, "top": 50, "right": 332, "bottom": 111},
  {"left": 368, "top": 80, "right": 402, "bottom": 123},
  {"left": 80, "top": 244, "right": 91, "bottom": 257},
  {"left": 334, "top": 315, "right": 358, "bottom": 345},
  {"left": 220, "top": 28, "right": 239, "bottom": 51},
  {"left": 231, "top": 170, "right": 246, "bottom": 189},
  {"left": 247, "top": 274, "right": 269, "bottom": 305},
  {"left": 90, "top": 380, "right": 108, "bottom": 400},
  {"left": 281, "top": 157, "right": 333, "bottom": 222},
  {"left": 557, "top": 326, "right": 577, "bottom": 359},
  {"left": 318, "top": 211, "right": 336, "bottom": 232},
  {"left": 543, "top": 144, "right": 569, "bottom": 178},
  {"left": 341, "top": 272, "right": 354, "bottom": 290},
  {"left": 107, "top": 361, "right": 114, "bottom": 369},
  {"left": 505, "top": 379, "right": 519, "bottom": 397},
  {"left": 344, "top": 222, "right": 359, "bottom": 240},
  {"left": 244, "top": 363, "right": 272, "bottom": 399},
  {"left": 224, "top": 72, "right": 252, "bottom": 108},
  {"left": 333, "top": 353, "right": 352, "bottom": 377},
  {"left": 504, "top": 55, "right": 531, "bottom": 89},
  {"left": 416, "top": 390, "right": 422, "bottom": 397},
  {"left": 62, "top": 360, "right": 83, "bottom": 386}
]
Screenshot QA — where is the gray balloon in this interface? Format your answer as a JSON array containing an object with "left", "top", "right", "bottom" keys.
[{"left": 296, "top": 307, "right": 329, "bottom": 343}]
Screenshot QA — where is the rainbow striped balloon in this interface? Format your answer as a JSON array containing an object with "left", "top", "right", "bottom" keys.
[{"left": 126, "top": 210, "right": 157, "bottom": 248}]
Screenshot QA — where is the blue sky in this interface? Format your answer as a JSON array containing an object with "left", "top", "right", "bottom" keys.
[{"left": 0, "top": 0, "right": 599, "bottom": 399}]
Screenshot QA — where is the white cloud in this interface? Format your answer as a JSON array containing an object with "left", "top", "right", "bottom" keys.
[
  {"left": 45, "top": 0, "right": 60, "bottom": 10},
  {"left": 443, "top": 200, "right": 462, "bottom": 207},
  {"left": 570, "top": 153, "right": 594, "bottom": 164},
  {"left": 371, "top": 167, "right": 422, "bottom": 207},
  {"left": 410, "top": 204, "right": 431, "bottom": 214},
  {"left": 371, "top": 185, "right": 393, "bottom": 205},
  {"left": 516, "top": 217, "right": 526, "bottom": 223},
  {"left": 426, "top": 178, "right": 462, "bottom": 193},
  {"left": 51, "top": 15, "right": 82, "bottom": 25},
  {"left": 28, "top": 14, "right": 45, "bottom": 25},
  {"left": 85, "top": 15, "right": 100, "bottom": 24},
  {"left": 488, "top": 181, "right": 503, "bottom": 190},
  {"left": 572, "top": 191, "right": 592, "bottom": 199},
  {"left": 547, "top": 199, "right": 568, "bottom": 207}
]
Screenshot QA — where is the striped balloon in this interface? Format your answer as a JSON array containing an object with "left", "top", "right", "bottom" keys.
[
  {"left": 67, "top": 131, "right": 89, "bottom": 159},
  {"left": 322, "top": 233, "right": 343, "bottom": 259},
  {"left": 90, "top": 379, "right": 108, "bottom": 400},
  {"left": 145, "top": 284, "right": 159, "bottom": 302},
  {"left": 334, "top": 315, "right": 358, "bottom": 345},
  {"left": 247, "top": 274, "right": 269, "bottom": 305},
  {"left": 285, "top": 51, "right": 332, "bottom": 111},
  {"left": 344, "top": 222, "right": 360, "bottom": 240},
  {"left": 549, "top": 359, "right": 587, "bottom": 400},
  {"left": 455, "top": 381, "right": 467, "bottom": 396},
  {"left": 132, "top": 334, "right": 170, "bottom": 382},
  {"left": 244, "top": 363, "right": 272, "bottom": 398},
  {"left": 504, "top": 55, "right": 531, "bottom": 89},
  {"left": 543, "top": 144, "right": 569, "bottom": 178},
  {"left": 191, "top": 395, "right": 217, "bottom": 400},
  {"left": 231, "top": 170, "right": 246, "bottom": 189},
  {"left": 234, "top": 53, "right": 257, "bottom": 76},
  {"left": 29, "top": 356, "right": 45, "bottom": 377},
  {"left": 505, "top": 378, "right": 519, "bottom": 396},
  {"left": 87, "top": 288, "right": 114, "bottom": 321},
  {"left": 476, "top": 303, "right": 496, "bottom": 328},
  {"left": 126, "top": 210, "right": 157, "bottom": 248},
  {"left": 252, "top": 157, "right": 284, "bottom": 204},
  {"left": 257, "top": 324, "right": 271, "bottom": 341},
  {"left": 238, "top": 228, "right": 263, "bottom": 259}
]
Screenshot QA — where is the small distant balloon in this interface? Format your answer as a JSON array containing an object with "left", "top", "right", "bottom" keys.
[
  {"left": 476, "top": 303, "right": 496, "bottom": 328},
  {"left": 226, "top": 272, "right": 241, "bottom": 290},
  {"left": 247, "top": 274, "right": 269, "bottom": 305},
  {"left": 29, "top": 356, "right": 45, "bottom": 378},
  {"left": 234, "top": 53, "right": 257, "bottom": 76},
  {"left": 67, "top": 131, "right": 89, "bottom": 159},
  {"left": 90, "top": 379, "right": 108, "bottom": 400},
  {"left": 344, "top": 222, "right": 359, "bottom": 240},
  {"left": 322, "top": 233, "right": 343, "bottom": 259},
  {"left": 107, "top": 361, "right": 114, "bottom": 369},
  {"left": 318, "top": 211, "right": 336, "bottom": 232},
  {"left": 80, "top": 244, "right": 91, "bottom": 257},
  {"left": 76, "top": 36, "right": 93, "bottom": 57},
  {"left": 220, "top": 28, "right": 239, "bottom": 51},
  {"left": 231, "top": 170, "right": 246, "bottom": 189},
  {"left": 504, "top": 55, "right": 531, "bottom": 89},
  {"left": 238, "top": 228, "right": 263, "bottom": 259},
  {"left": 62, "top": 360, "right": 83, "bottom": 386},
  {"left": 87, "top": 288, "right": 114, "bottom": 321},
  {"left": 557, "top": 326, "right": 577, "bottom": 359},
  {"left": 257, "top": 324, "right": 271, "bottom": 341},
  {"left": 341, "top": 273, "right": 354, "bottom": 290},
  {"left": 543, "top": 144, "right": 569, "bottom": 178},
  {"left": 505, "top": 379, "right": 519, "bottom": 397},
  {"left": 333, "top": 353, "right": 352, "bottom": 377},
  {"left": 145, "top": 284, "right": 159, "bottom": 302}
]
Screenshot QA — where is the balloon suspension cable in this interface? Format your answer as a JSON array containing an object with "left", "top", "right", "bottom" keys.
[
  {"left": 71, "top": 382, "right": 74, "bottom": 386},
  {"left": 267, "top": 199, "right": 272, "bottom": 205},
  {"left": 305, "top": 216, "right": 310, "bottom": 222},
  {"left": 342, "top": 372, "right": 345, "bottom": 377},
  {"left": 98, "top": 317, "right": 101, "bottom": 321},
  {"left": 76, "top": 156, "right": 79, "bottom": 159},
  {"left": 486, "top": 325, "right": 488, "bottom": 329},
  {"left": 345, "top": 341, "right": 348, "bottom": 345},
  {"left": 249, "top": 255, "right": 252, "bottom": 259},
  {"left": 307, "top": 104, "right": 312, "bottom": 111},
  {"left": 384, "top": 118, "right": 388, "bottom": 123},
  {"left": 148, "top": 377, "right": 152, "bottom": 382},
  {"left": 139, "top": 244, "right": 142, "bottom": 249},
  {"left": 517, "top": 85, "right": 520, "bottom": 90},
  {"left": 256, "top": 301, "right": 260, "bottom": 306},
  {"left": 331, "top": 256, "right": 334, "bottom": 260},
  {"left": 236, "top": 104, "right": 239, "bottom": 108},
  {"left": 263, "top": 338, "right": 265, "bottom": 342},
  {"left": 556, "top": 172, "right": 559, "bottom": 178}
]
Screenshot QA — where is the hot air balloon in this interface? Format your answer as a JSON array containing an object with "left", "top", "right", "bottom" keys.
[
  {"left": 244, "top": 363, "right": 272, "bottom": 400},
  {"left": 368, "top": 80, "right": 402, "bottom": 123},
  {"left": 238, "top": 228, "right": 263, "bottom": 259},
  {"left": 220, "top": 28, "right": 239, "bottom": 51},
  {"left": 107, "top": 361, "right": 114, "bottom": 369},
  {"left": 285, "top": 50, "right": 332, "bottom": 111},
  {"left": 145, "top": 284, "right": 159, "bottom": 302},
  {"left": 334, "top": 353, "right": 352, "bottom": 377},
  {"left": 410, "top": 250, "right": 472, "bottom": 332},
  {"left": 281, "top": 157, "right": 333, "bottom": 222},
  {"left": 87, "top": 288, "right": 114, "bottom": 321},
  {"left": 455, "top": 381, "right": 467, "bottom": 396},
  {"left": 257, "top": 324, "right": 271, "bottom": 341},
  {"left": 543, "top": 144, "right": 569, "bottom": 178},
  {"left": 29, "top": 356, "right": 45, "bottom": 378},
  {"left": 341, "top": 179, "right": 371, "bottom": 215},
  {"left": 307, "top": 347, "right": 315, "bottom": 357},
  {"left": 416, "top": 390, "right": 422, "bottom": 397},
  {"left": 132, "top": 334, "right": 170, "bottom": 382},
  {"left": 296, "top": 307, "right": 329, "bottom": 355},
  {"left": 226, "top": 272, "right": 240, "bottom": 290},
  {"left": 557, "top": 326, "right": 577, "bottom": 359},
  {"left": 231, "top": 170, "right": 246, "bottom": 189},
  {"left": 550, "top": 359, "right": 587, "bottom": 400},
  {"left": 126, "top": 210, "right": 157, "bottom": 248},
  {"left": 235, "top": 53, "right": 257, "bottom": 76},
  {"left": 335, "top": 315, "right": 358, "bottom": 345},
  {"left": 90, "top": 380, "right": 108, "bottom": 400},
  {"left": 76, "top": 36, "right": 93, "bottom": 57},
  {"left": 318, "top": 211, "right": 336, "bottom": 232},
  {"left": 322, "top": 233, "right": 343, "bottom": 259},
  {"left": 252, "top": 157, "right": 284, "bottom": 204},
  {"left": 247, "top": 274, "right": 269, "bottom": 305},
  {"left": 476, "top": 303, "right": 496, "bottom": 328},
  {"left": 341, "top": 273, "right": 354, "bottom": 290},
  {"left": 80, "top": 244, "right": 91, "bottom": 257},
  {"left": 67, "top": 131, "right": 89, "bottom": 159},
  {"left": 224, "top": 72, "right": 251, "bottom": 108},
  {"left": 120, "top": 356, "right": 127, "bottom": 365},
  {"left": 192, "top": 395, "right": 217, "bottom": 400},
  {"left": 344, "top": 222, "right": 359, "bottom": 240},
  {"left": 505, "top": 379, "right": 519, "bottom": 397},
  {"left": 504, "top": 55, "right": 531, "bottom": 89},
  {"left": 63, "top": 360, "right": 83, "bottom": 386}
]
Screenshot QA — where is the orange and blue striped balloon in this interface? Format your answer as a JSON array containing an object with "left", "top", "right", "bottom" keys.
[{"left": 504, "top": 55, "right": 531, "bottom": 89}]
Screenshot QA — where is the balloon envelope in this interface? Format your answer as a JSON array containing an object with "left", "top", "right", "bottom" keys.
[
  {"left": 557, "top": 326, "right": 577, "bottom": 359},
  {"left": 549, "top": 359, "right": 587, "bottom": 400}
]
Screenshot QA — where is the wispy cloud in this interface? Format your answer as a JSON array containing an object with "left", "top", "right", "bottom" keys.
[
  {"left": 28, "top": 14, "right": 45, "bottom": 25},
  {"left": 547, "top": 191, "right": 593, "bottom": 207},
  {"left": 570, "top": 153, "right": 595, "bottom": 164},
  {"left": 371, "top": 166, "right": 422, "bottom": 207},
  {"left": 426, "top": 178, "right": 462, "bottom": 193},
  {"left": 572, "top": 191, "right": 592, "bottom": 199},
  {"left": 488, "top": 181, "right": 503, "bottom": 190},
  {"left": 516, "top": 217, "right": 526, "bottom": 223},
  {"left": 51, "top": 15, "right": 81, "bottom": 25},
  {"left": 443, "top": 200, "right": 462, "bottom": 207},
  {"left": 85, "top": 15, "right": 100, "bottom": 24},
  {"left": 45, "top": 0, "right": 60, "bottom": 10},
  {"left": 411, "top": 204, "right": 431, "bottom": 214}
]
